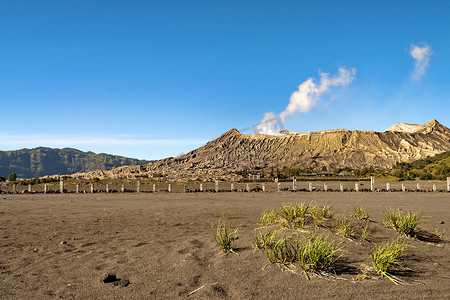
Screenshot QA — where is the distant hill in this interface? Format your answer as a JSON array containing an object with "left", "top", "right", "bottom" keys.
[
  {"left": 0, "top": 147, "right": 149, "bottom": 178},
  {"left": 392, "top": 151, "right": 450, "bottom": 180},
  {"left": 74, "top": 119, "right": 450, "bottom": 180}
]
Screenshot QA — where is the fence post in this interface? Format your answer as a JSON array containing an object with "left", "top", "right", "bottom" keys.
[
  {"left": 447, "top": 177, "right": 450, "bottom": 192},
  {"left": 262, "top": 183, "right": 265, "bottom": 192},
  {"left": 44, "top": 184, "right": 47, "bottom": 194},
  {"left": 13, "top": 184, "right": 16, "bottom": 194},
  {"left": 308, "top": 182, "right": 312, "bottom": 192},
  {"left": 324, "top": 182, "right": 327, "bottom": 191},
  {"left": 106, "top": 184, "right": 109, "bottom": 193},
  {"left": 416, "top": 183, "right": 420, "bottom": 191},
  {"left": 386, "top": 183, "right": 390, "bottom": 192},
  {"left": 168, "top": 184, "right": 171, "bottom": 192},
  {"left": 215, "top": 180, "right": 219, "bottom": 192},
  {"left": 340, "top": 183, "right": 344, "bottom": 192},
  {"left": 91, "top": 184, "right": 94, "bottom": 193},
  {"left": 246, "top": 183, "right": 250, "bottom": 192},
  {"left": 153, "top": 184, "right": 156, "bottom": 193},
  {"left": 402, "top": 183, "right": 405, "bottom": 192},
  {"left": 137, "top": 180, "right": 140, "bottom": 193},
  {"left": 355, "top": 183, "right": 359, "bottom": 192},
  {"left": 28, "top": 184, "right": 32, "bottom": 193},
  {"left": 370, "top": 176, "right": 375, "bottom": 192},
  {"left": 60, "top": 178, "right": 64, "bottom": 193},
  {"left": 199, "top": 183, "right": 203, "bottom": 192},
  {"left": 277, "top": 182, "right": 281, "bottom": 192},
  {"left": 76, "top": 184, "right": 79, "bottom": 194},
  {"left": 230, "top": 183, "right": 234, "bottom": 191},
  {"left": 292, "top": 178, "right": 297, "bottom": 192},
  {"left": 121, "top": 184, "right": 125, "bottom": 193},
  {"left": 433, "top": 184, "right": 436, "bottom": 192}
]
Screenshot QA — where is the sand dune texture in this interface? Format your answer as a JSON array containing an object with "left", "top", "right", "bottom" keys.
[{"left": 1, "top": 193, "right": 449, "bottom": 299}]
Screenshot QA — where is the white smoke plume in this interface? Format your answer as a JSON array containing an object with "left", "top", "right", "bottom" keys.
[
  {"left": 253, "top": 112, "right": 280, "bottom": 135},
  {"left": 255, "top": 67, "right": 356, "bottom": 135},
  {"left": 410, "top": 44, "right": 432, "bottom": 81}
]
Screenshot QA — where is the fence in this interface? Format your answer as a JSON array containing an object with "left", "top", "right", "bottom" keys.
[{"left": 1, "top": 177, "right": 450, "bottom": 194}]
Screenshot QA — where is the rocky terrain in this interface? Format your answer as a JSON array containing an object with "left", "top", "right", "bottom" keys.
[
  {"left": 0, "top": 147, "right": 149, "bottom": 178},
  {"left": 385, "top": 122, "right": 425, "bottom": 133},
  {"left": 71, "top": 119, "right": 450, "bottom": 181}
]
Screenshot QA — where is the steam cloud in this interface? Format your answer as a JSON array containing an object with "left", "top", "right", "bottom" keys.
[
  {"left": 255, "top": 67, "right": 356, "bottom": 135},
  {"left": 410, "top": 44, "right": 432, "bottom": 81}
]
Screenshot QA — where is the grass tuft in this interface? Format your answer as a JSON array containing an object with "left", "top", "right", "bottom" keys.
[
  {"left": 214, "top": 217, "right": 237, "bottom": 253},
  {"left": 361, "top": 222, "right": 369, "bottom": 241},
  {"left": 279, "top": 202, "right": 311, "bottom": 223},
  {"left": 370, "top": 239, "right": 407, "bottom": 284},
  {"left": 296, "top": 234, "right": 342, "bottom": 278},
  {"left": 383, "top": 209, "right": 421, "bottom": 236},
  {"left": 310, "top": 203, "right": 334, "bottom": 227},
  {"left": 337, "top": 216, "right": 354, "bottom": 238},
  {"left": 352, "top": 205, "right": 370, "bottom": 220},
  {"left": 262, "top": 233, "right": 341, "bottom": 279},
  {"left": 260, "top": 209, "right": 279, "bottom": 226},
  {"left": 252, "top": 229, "right": 277, "bottom": 249},
  {"left": 259, "top": 202, "right": 334, "bottom": 229},
  {"left": 264, "top": 236, "right": 297, "bottom": 265}
]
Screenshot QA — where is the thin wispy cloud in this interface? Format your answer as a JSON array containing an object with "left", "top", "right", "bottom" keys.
[
  {"left": 410, "top": 44, "right": 432, "bottom": 81},
  {"left": 0, "top": 134, "right": 208, "bottom": 148}
]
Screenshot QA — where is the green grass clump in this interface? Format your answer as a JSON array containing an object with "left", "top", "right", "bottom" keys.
[
  {"left": 259, "top": 202, "right": 334, "bottom": 229},
  {"left": 310, "top": 203, "right": 334, "bottom": 227},
  {"left": 383, "top": 209, "right": 421, "bottom": 236},
  {"left": 214, "top": 218, "right": 237, "bottom": 253},
  {"left": 352, "top": 205, "right": 370, "bottom": 220},
  {"left": 337, "top": 217, "right": 354, "bottom": 238},
  {"left": 361, "top": 222, "right": 369, "bottom": 241},
  {"left": 262, "top": 234, "right": 341, "bottom": 279},
  {"left": 253, "top": 229, "right": 277, "bottom": 249},
  {"left": 279, "top": 202, "right": 311, "bottom": 223},
  {"left": 370, "top": 239, "right": 407, "bottom": 284},
  {"left": 279, "top": 204, "right": 297, "bottom": 223},
  {"left": 296, "top": 234, "right": 342, "bottom": 279},
  {"left": 311, "top": 202, "right": 334, "bottom": 219},
  {"left": 264, "top": 236, "right": 297, "bottom": 265},
  {"left": 260, "top": 209, "right": 279, "bottom": 226}
]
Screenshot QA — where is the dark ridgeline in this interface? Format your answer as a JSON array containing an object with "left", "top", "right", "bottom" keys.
[{"left": 0, "top": 147, "right": 149, "bottom": 178}]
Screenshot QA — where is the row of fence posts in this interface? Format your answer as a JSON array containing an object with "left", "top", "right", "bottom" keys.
[{"left": 5, "top": 176, "right": 450, "bottom": 194}]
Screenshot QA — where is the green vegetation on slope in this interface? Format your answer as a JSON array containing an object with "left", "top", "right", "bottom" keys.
[
  {"left": 238, "top": 151, "right": 450, "bottom": 181},
  {"left": 390, "top": 151, "right": 450, "bottom": 180},
  {"left": 0, "top": 147, "right": 149, "bottom": 178}
]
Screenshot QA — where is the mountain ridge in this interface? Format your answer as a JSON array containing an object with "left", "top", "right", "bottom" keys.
[
  {"left": 0, "top": 147, "right": 150, "bottom": 178},
  {"left": 72, "top": 119, "right": 450, "bottom": 180}
]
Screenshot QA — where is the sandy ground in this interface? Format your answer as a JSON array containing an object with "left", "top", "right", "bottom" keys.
[{"left": 1, "top": 192, "right": 449, "bottom": 299}]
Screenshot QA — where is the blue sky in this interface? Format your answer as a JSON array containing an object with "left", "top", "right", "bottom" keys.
[{"left": 1, "top": 1, "right": 449, "bottom": 160}]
